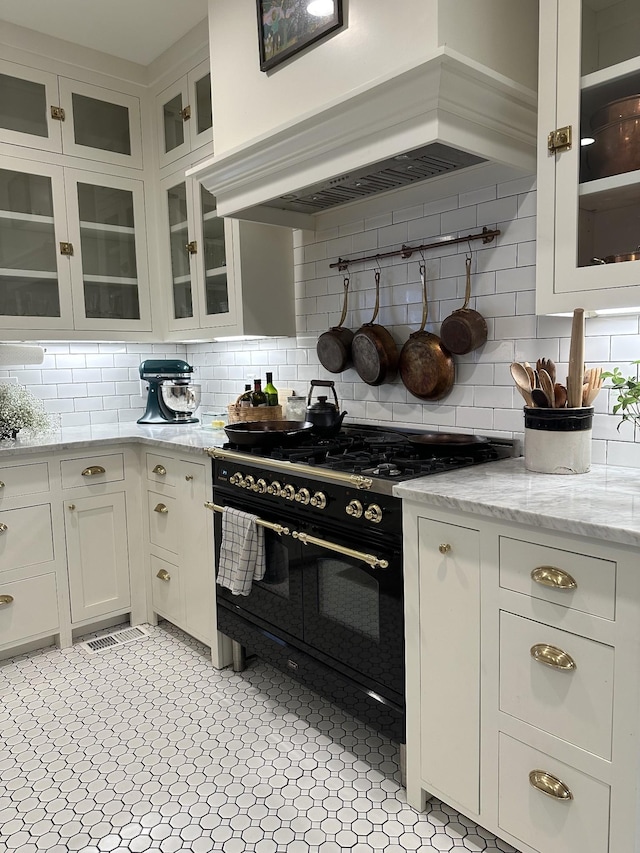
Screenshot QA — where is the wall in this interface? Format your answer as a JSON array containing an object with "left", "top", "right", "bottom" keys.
[{"left": 3, "top": 173, "right": 640, "bottom": 468}]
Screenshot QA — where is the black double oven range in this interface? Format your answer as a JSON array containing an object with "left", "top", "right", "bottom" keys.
[{"left": 208, "top": 424, "right": 513, "bottom": 745}]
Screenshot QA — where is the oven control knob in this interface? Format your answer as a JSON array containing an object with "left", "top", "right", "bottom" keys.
[
  {"left": 242, "top": 475, "right": 255, "bottom": 490},
  {"left": 295, "top": 488, "right": 311, "bottom": 505},
  {"left": 310, "top": 492, "right": 327, "bottom": 509},
  {"left": 364, "top": 504, "right": 383, "bottom": 524},
  {"left": 346, "top": 500, "right": 363, "bottom": 518},
  {"left": 255, "top": 479, "right": 268, "bottom": 494},
  {"left": 267, "top": 481, "right": 282, "bottom": 496},
  {"left": 230, "top": 473, "right": 243, "bottom": 486},
  {"left": 282, "top": 484, "right": 296, "bottom": 501}
]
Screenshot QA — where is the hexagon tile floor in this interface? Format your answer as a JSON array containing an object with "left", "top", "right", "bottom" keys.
[{"left": 0, "top": 623, "right": 520, "bottom": 853}]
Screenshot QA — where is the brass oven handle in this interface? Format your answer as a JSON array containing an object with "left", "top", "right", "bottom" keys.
[
  {"left": 156, "top": 569, "right": 171, "bottom": 582},
  {"left": 152, "top": 464, "right": 167, "bottom": 476},
  {"left": 0, "top": 522, "right": 7, "bottom": 534},
  {"left": 529, "top": 770, "right": 573, "bottom": 801},
  {"left": 530, "top": 643, "right": 576, "bottom": 671},
  {"left": 0, "top": 594, "right": 14, "bottom": 606},
  {"left": 531, "top": 565, "right": 577, "bottom": 590},
  {"left": 204, "top": 502, "right": 290, "bottom": 536},
  {"left": 82, "top": 465, "right": 106, "bottom": 477},
  {"left": 154, "top": 503, "right": 169, "bottom": 514},
  {"left": 291, "top": 530, "right": 388, "bottom": 570}
]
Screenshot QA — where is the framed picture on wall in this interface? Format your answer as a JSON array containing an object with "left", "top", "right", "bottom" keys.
[{"left": 257, "top": 0, "right": 344, "bottom": 72}]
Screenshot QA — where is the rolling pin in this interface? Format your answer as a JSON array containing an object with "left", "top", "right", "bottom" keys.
[{"left": 566, "top": 308, "right": 585, "bottom": 408}]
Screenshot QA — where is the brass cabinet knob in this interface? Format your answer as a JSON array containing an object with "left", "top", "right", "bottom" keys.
[
  {"left": 82, "top": 465, "right": 106, "bottom": 477},
  {"left": 154, "top": 503, "right": 168, "bottom": 514},
  {"left": 185, "top": 474, "right": 194, "bottom": 481},
  {"left": 156, "top": 569, "right": 171, "bottom": 582},
  {"left": 529, "top": 769, "right": 573, "bottom": 801},
  {"left": 439, "top": 543, "right": 451, "bottom": 554},
  {"left": 346, "top": 500, "right": 363, "bottom": 518},
  {"left": 530, "top": 643, "right": 576, "bottom": 671},
  {"left": 0, "top": 594, "right": 14, "bottom": 606},
  {"left": 152, "top": 464, "right": 167, "bottom": 475},
  {"left": 67, "top": 505, "right": 76, "bottom": 511},
  {"left": 531, "top": 566, "right": 577, "bottom": 590},
  {"left": 0, "top": 522, "right": 7, "bottom": 533},
  {"left": 364, "top": 504, "right": 382, "bottom": 523},
  {"left": 310, "top": 492, "right": 327, "bottom": 509}
]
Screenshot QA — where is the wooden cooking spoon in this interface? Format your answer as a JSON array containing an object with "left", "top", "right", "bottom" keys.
[
  {"left": 538, "top": 369, "right": 556, "bottom": 408},
  {"left": 510, "top": 362, "right": 534, "bottom": 407}
]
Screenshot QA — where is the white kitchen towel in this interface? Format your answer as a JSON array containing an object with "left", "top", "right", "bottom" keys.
[{"left": 217, "top": 506, "right": 265, "bottom": 596}]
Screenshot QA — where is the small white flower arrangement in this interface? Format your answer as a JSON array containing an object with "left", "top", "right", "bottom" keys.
[{"left": 0, "top": 382, "right": 56, "bottom": 440}]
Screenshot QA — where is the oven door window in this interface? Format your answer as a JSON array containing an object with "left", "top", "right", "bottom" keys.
[{"left": 317, "top": 559, "right": 380, "bottom": 642}]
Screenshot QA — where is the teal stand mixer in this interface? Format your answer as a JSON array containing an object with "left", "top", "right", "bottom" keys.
[{"left": 137, "top": 359, "right": 201, "bottom": 425}]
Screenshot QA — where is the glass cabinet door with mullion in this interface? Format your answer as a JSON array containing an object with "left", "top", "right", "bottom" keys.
[
  {"left": 194, "top": 183, "right": 236, "bottom": 330},
  {"left": 541, "top": 0, "right": 640, "bottom": 312},
  {"left": 0, "top": 159, "right": 73, "bottom": 330},
  {"left": 63, "top": 169, "right": 151, "bottom": 331},
  {"left": 0, "top": 60, "right": 62, "bottom": 153},
  {"left": 161, "top": 173, "right": 198, "bottom": 330},
  {"left": 187, "top": 60, "right": 213, "bottom": 153}
]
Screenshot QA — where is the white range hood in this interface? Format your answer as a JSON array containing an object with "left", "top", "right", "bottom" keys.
[{"left": 189, "top": 49, "right": 537, "bottom": 230}]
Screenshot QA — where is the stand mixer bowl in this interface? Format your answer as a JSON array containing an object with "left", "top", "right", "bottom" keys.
[{"left": 160, "top": 383, "right": 201, "bottom": 418}]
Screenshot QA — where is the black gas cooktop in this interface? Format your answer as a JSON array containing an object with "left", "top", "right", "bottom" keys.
[{"left": 220, "top": 423, "right": 515, "bottom": 486}]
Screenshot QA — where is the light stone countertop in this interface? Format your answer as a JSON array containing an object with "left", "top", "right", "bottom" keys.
[
  {"left": 0, "top": 423, "right": 227, "bottom": 458},
  {"left": 394, "top": 457, "right": 640, "bottom": 549}
]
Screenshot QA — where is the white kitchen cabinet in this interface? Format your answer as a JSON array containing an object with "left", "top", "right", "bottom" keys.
[
  {"left": 0, "top": 155, "right": 152, "bottom": 336},
  {"left": 403, "top": 500, "right": 640, "bottom": 853},
  {"left": 157, "top": 60, "right": 212, "bottom": 170},
  {"left": 537, "top": 0, "right": 640, "bottom": 313},
  {"left": 0, "top": 58, "right": 143, "bottom": 168},
  {"left": 144, "top": 451, "right": 215, "bottom": 646},
  {"left": 160, "top": 166, "right": 295, "bottom": 339}
]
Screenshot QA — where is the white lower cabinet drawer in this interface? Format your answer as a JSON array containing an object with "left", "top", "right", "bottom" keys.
[
  {"left": 0, "top": 461, "right": 50, "bottom": 500},
  {"left": 151, "top": 554, "right": 184, "bottom": 624},
  {"left": 0, "top": 572, "right": 58, "bottom": 646},
  {"left": 0, "top": 504, "right": 54, "bottom": 572},
  {"left": 498, "top": 733, "right": 610, "bottom": 853},
  {"left": 61, "top": 454, "right": 125, "bottom": 489},
  {"left": 500, "top": 611, "right": 614, "bottom": 759},
  {"left": 148, "top": 492, "right": 177, "bottom": 554}
]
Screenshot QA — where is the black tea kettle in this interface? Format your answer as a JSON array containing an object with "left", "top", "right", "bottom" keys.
[{"left": 305, "top": 380, "right": 347, "bottom": 437}]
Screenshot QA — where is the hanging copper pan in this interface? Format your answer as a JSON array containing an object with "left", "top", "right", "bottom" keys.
[
  {"left": 351, "top": 269, "right": 399, "bottom": 385},
  {"left": 399, "top": 264, "right": 455, "bottom": 400},
  {"left": 317, "top": 276, "right": 353, "bottom": 373},
  {"left": 440, "top": 255, "right": 487, "bottom": 354}
]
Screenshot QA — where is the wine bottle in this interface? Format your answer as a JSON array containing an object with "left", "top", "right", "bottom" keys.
[
  {"left": 251, "top": 379, "right": 267, "bottom": 407},
  {"left": 239, "top": 383, "right": 252, "bottom": 408},
  {"left": 264, "top": 372, "right": 278, "bottom": 406}
]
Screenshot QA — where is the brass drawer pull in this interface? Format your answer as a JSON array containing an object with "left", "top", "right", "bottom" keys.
[
  {"left": 529, "top": 769, "right": 573, "bottom": 801},
  {"left": 156, "top": 569, "right": 171, "bottom": 582},
  {"left": 152, "top": 464, "right": 167, "bottom": 475},
  {"left": 0, "top": 594, "right": 14, "bottom": 606},
  {"left": 530, "top": 643, "right": 576, "bottom": 671},
  {"left": 0, "top": 522, "right": 7, "bottom": 533},
  {"left": 154, "top": 503, "right": 169, "bottom": 514},
  {"left": 531, "top": 565, "right": 577, "bottom": 590},
  {"left": 82, "top": 465, "right": 106, "bottom": 477}
]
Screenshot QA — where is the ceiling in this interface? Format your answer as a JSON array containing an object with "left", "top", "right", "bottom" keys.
[{"left": 0, "top": 0, "right": 209, "bottom": 66}]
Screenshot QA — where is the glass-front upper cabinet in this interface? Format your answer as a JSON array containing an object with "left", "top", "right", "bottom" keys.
[
  {"left": 0, "top": 61, "right": 143, "bottom": 168},
  {"left": 157, "top": 60, "right": 213, "bottom": 170},
  {"left": 537, "top": 0, "right": 640, "bottom": 313},
  {"left": 198, "top": 183, "right": 233, "bottom": 324},
  {"left": 64, "top": 170, "right": 151, "bottom": 331},
  {"left": 0, "top": 161, "right": 73, "bottom": 330}
]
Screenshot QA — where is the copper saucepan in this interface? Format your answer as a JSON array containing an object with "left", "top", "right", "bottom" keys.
[
  {"left": 589, "top": 94, "right": 640, "bottom": 179},
  {"left": 591, "top": 246, "right": 640, "bottom": 264},
  {"left": 351, "top": 269, "right": 399, "bottom": 385},
  {"left": 440, "top": 255, "right": 487, "bottom": 355},
  {"left": 317, "top": 276, "right": 353, "bottom": 373}
]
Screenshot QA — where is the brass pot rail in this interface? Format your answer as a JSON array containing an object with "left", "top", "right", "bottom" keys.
[
  {"left": 329, "top": 226, "right": 500, "bottom": 271},
  {"left": 204, "top": 502, "right": 388, "bottom": 569}
]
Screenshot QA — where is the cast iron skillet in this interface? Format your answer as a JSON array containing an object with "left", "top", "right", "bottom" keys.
[
  {"left": 407, "top": 431, "right": 489, "bottom": 452},
  {"left": 224, "top": 420, "right": 314, "bottom": 448}
]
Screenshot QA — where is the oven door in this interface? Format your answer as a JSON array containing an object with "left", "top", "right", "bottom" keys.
[{"left": 299, "top": 521, "right": 404, "bottom": 701}]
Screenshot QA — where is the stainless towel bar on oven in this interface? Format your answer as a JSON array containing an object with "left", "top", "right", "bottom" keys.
[{"left": 204, "top": 501, "right": 290, "bottom": 536}]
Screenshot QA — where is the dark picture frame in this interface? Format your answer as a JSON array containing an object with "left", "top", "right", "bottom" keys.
[{"left": 257, "top": 1, "right": 344, "bottom": 72}]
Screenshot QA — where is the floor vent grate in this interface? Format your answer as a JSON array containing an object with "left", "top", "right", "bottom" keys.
[{"left": 80, "top": 625, "right": 150, "bottom": 654}]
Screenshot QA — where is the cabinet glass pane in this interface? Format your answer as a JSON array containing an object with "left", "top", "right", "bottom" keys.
[
  {"left": 0, "top": 73, "right": 48, "bottom": 138},
  {"left": 576, "top": 0, "right": 640, "bottom": 268},
  {"left": 195, "top": 73, "right": 212, "bottom": 135},
  {"left": 201, "top": 186, "right": 229, "bottom": 316},
  {"left": 72, "top": 93, "right": 131, "bottom": 156},
  {"left": 0, "top": 168, "right": 60, "bottom": 317},
  {"left": 167, "top": 182, "right": 193, "bottom": 320},
  {"left": 77, "top": 182, "right": 140, "bottom": 320},
  {"left": 163, "top": 94, "right": 185, "bottom": 154}
]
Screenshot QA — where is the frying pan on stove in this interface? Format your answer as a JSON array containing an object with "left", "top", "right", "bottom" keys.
[{"left": 407, "top": 431, "right": 489, "bottom": 454}]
